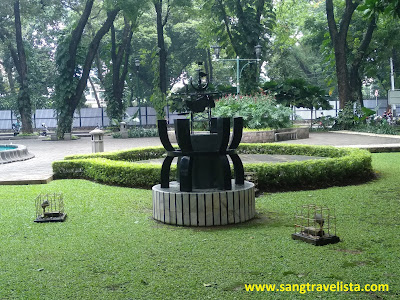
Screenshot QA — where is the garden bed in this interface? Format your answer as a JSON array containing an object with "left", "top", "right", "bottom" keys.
[{"left": 52, "top": 143, "right": 373, "bottom": 192}]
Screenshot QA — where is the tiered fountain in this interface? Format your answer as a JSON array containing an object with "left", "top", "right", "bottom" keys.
[{"left": 152, "top": 64, "right": 255, "bottom": 226}]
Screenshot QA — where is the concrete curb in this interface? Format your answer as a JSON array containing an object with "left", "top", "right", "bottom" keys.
[{"left": 332, "top": 130, "right": 400, "bottom": 139}]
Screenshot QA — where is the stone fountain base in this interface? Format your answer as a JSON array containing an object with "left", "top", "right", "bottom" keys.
[{"left": 152, "top": 180, "right": 255, "bottom": 226}]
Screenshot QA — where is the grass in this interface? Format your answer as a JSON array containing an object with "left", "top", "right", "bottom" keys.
[{"left": 1, "top": 153, "right": 399, "bottom": 299}]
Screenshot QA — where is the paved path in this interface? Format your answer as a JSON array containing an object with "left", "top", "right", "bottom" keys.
[
  {"left": 0, "top": 131, "right": 399, "bottom": 185},
  {"left": 0, "top": 136, "right": 162, "bottom": 184}
]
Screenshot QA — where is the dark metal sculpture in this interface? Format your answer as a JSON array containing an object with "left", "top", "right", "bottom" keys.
[{"left": 158, "top": 63, "right": 244, "bottom": 192}]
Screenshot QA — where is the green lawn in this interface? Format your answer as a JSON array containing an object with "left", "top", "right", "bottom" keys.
[{"left": 0, "top": 153, "right": 399, "bottom": 299}]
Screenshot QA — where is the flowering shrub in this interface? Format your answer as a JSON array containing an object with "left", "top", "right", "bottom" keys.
[{"left": 213, "top": 94, "right": 292, "bottom": 129}]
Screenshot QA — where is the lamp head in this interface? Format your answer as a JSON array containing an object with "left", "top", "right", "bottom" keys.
[
  {"left": 254, "top": 44, "right": 262, "bottom": 60},
  {"left": 135, "top": 58, "right": 140, "bottom": 67},
  {"left": 211, "top": 44, "right": 221, "bottom": 59}
]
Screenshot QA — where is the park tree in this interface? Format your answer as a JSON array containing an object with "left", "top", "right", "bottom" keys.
[
  {"left": 326, "top": 0, "right": 377, "bottom": 108},
  {"left": 359, "top": 0, "right": 400, "bottom": 92},
  {"left": 0, "top": 0, "right": 33, "bottom": 133},
  {"left": 104, "top": 16, "right": 135, "bottom": 121},
  {"left": 202, "top": 0, "right": 275, "bottom": 94},
  {"left": 89, "top": 0, "right": 148, "bottom": 121},
  {"left": 153, "top": 0, "right": 169, "bottom": 96},
  {"left": 0, "top": 0, "right": 61, "bottom": 113},
  {"left": 148, "top": 0, "right": 193, "bottom": 119},
  {"left": 267, "top": 0, "right": 331, "bottom": 91},
  {"left": 54, "top": 0, "right": 119, "bottom": 138},
  {"left": 357, "top": 13, "right": 400, "bottom": 96}
]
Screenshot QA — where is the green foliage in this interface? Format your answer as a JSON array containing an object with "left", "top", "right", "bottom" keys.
[
  {"left": 64, "top": 146, "right": 167, "bottom": 162},
  {"left": 263, "top": 78, "right": 331, "bottom": 110},
  {"left": 356, "top": 120, "right": 398, "bottom": 135},
  {"left": 128, "top": 126, "right": 158, "bottom": 138},
  {"left": 313, "top": 115, "right": 336, "bottom": 130},
  {"left": 332, "top": 102, "right": 357, "bottom": 130},
  {"left": 331, "top": 102, "right": 398, "bottom": 134},
  {"left": 238, "top": 143, "right": 373, "bottom": 191},
  {"left": 358, "top": 0, "right": 400, "bottom": 18},
  {"left": 104, "top": 76, "right": 127, "bottom": 122},
  {"left": 268, "top": 0, "right": 334, "bottom": 95},
  {"left": 332, "top": 102, "right": 375, "bottom": 130},
  {"left": 53, "top": 144, "right": 373, "bottom": 192},
  {"left": 53, "top": 146, "right": 173, "bottom": 188},
  {"left": 202, "top": 0, "right": 275, "bottom": 94},
  {"left": 53, "top": 158, "right": 171, "bottom": 188},
  {"left": 112, "top": 127, "right": 159, "bottom": 138},
  {"left": 213, "top": 93, "right": 292, "bottom": 129}
]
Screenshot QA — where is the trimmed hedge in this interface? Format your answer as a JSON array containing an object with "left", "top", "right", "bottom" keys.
[
  {"left": 52, "top": 158, "right": 175, "bottom": 188},
  {"left": 52, "top": 144, "right": 373, "bottom": 191},
  {"left": 63, "top": 146, "right": 167, "bottom": 162}
]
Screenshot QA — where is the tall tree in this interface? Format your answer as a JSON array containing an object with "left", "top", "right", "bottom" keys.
[
  {"left": 208, "top": 0, "right": 275, "bottom": 94},
  {"left": 326, "top": 0, "right": 376, "bottom": 108},
  {"left": 105, "top": 17, "right": 134, "bottom": 121},
  {"left": 153, "top": 0, "right": 169, "bottom": 95},
  {"left": 54, "top": 0, "right": 119, "bottom": 138},
  {"left": 0, "top": 0, "right": 33, "bottom": 133}
]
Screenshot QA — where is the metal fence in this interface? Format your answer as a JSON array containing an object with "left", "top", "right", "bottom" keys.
[
  {"left": 0, "top": 106, "right": 162, "bottom": 130},
  {"left": 0, "top": 99, "right": 391, "bottom": 130},
  {"left": 293, "top": 99, "right": 389, "bottom": 121}
]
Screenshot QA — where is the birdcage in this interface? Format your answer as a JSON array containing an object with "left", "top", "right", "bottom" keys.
[
  {"left": 292, "top": 204, "right": 339, "bottom": 246},
  {"left": 34, "top": 193, "right": 67, "bottom": 223}
]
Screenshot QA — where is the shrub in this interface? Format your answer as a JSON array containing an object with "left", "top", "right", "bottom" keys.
[
  {"left": 53, "top": 144, "right": 373, "bottom": 192},
  {"left": 128, "top": 127, "right": 159, "bottom": 138},
  {"left": 331, "top": 102, "right": 398, "bottom": 135},
  {"left": 112, "top": 127, "right": 159, "bottom": 138},
  {"left": 213, "top": 94, "right": 292, "bottom": 129}
]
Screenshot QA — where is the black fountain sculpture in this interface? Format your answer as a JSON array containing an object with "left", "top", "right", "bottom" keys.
[{"left": 152, "top": 63, "right": 255, "bottom": 226}]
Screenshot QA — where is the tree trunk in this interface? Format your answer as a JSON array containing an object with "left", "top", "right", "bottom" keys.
[
  {"left": 334, "top": 50, "right": 351, "bottom": 108},
  {"left": 14, "top": 0, "right": 33, "bottom": 133},
  {"left": 155, "top": 0, "right": 168, "bottom": 95},
  {"left": 326, "top": 0, "right": 358, "bottom": 109},
  {"left": 349, "top": 17, "right": 376, "bottom": 107},
  {"left": 349, "top": 67, "right": 363, "bottom": 106},
  {"left": 57, "top": 8, "right": 119, "bottom": 138},
  {"left": 216, "top": 0, "right": 266, "bottom": 95},
  {"left": 106, "top": 18, "right": 133, "bottom": 121}
]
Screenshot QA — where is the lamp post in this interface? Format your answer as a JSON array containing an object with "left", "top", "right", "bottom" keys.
[
  {"left": 135, "top": 58, "right": 142, "bottom": 126},
  {"left": 211, "top": 44, "right": 262, "bottom": 95}
]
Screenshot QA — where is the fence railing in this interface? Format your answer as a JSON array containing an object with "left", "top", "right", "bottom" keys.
[
  {"left": 0, "top": 99, "right": 389, "bottom": 130},
  {"left": 0, "top": 106, "right": 162, "bottom": 130}
]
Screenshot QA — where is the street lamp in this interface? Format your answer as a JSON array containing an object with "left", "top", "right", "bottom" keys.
[
  {"left": 211, "top": 44, "right": 262, "bottom": 95},
  {"left": 135, "top": 58, "right": 142, "bottom": 126}
]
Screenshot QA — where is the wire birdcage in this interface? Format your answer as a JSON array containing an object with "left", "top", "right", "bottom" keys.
[
  {"left": 292, "top": 204, "right": 339, "bottom": 246},
  {"left": 34, "top": 193, "right": 67, "bottom": 223}
]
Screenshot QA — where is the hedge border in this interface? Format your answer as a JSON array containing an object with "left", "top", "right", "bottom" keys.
[{"left": 52, "top": 143, "right": 373, "bottom": 191}]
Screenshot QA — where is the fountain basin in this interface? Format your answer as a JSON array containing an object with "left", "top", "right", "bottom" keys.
[
  {"left": 153, "top": 180, "right": 255, "bottom": 226},
  {"left": 0, "top": 144, "right": 35, "bottom": 164}
]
